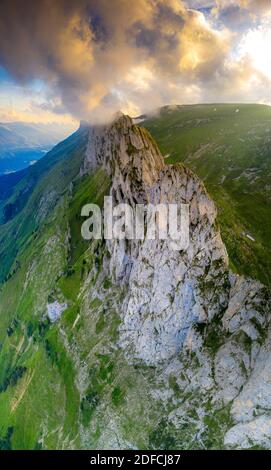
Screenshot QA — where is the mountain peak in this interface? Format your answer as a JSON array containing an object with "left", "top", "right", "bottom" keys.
[
  {"left": 112, "top": 110, "right": 132, "bottom": 126},
  {"left": 81, "top": 113, "right": 164, "bottom": 182},
  {"left": 81, "top": 115, "right": 230, "bottom": 362}
]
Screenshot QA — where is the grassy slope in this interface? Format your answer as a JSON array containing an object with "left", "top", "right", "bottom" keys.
[
  {"left": 0, "top": 127, "right": 88, "bottom": 283},
  {"left": 0, "top": 130, "right": 86, "bottom": 448},
  {"left": 0, "top": 163, "right": 112, "bottom": 449},
  {"left": 144, "top": 103, "right": 271, "bottom": 284}
]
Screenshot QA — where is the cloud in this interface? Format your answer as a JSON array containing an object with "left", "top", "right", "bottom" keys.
[
  {"left": 0, "top": 0, "right": 271, "bottom": 123},
  {"left": 212, "top": 0, "right": 271, "bottom": 19}
]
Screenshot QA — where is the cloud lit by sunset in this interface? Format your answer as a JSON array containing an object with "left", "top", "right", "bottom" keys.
[{"left": 1, "top": 0, "right": 271, "bottom": 124}]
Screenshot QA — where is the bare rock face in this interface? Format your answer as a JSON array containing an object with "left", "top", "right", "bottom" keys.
[
  {"left": 83, "top": 113, "right": 229, "bottom": 363},
  {"left": 116, "top": 162, "right": 229, "bottom": 363},
  {"left": 82, "top": 113, "right": 164, "bottom": 194},
  {"left": 82, "top": 113, "right": 271, "bottom": 448},
  {"left": 47, "top": 300, "right": 67, "bottom": 323},
  {"left": 224, "top": 415, "right": 271, "bottom": 449}
]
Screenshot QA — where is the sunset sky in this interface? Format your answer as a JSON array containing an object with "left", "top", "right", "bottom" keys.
[{"left": 1, "top": 0, "right": 271, "bottom": 125}]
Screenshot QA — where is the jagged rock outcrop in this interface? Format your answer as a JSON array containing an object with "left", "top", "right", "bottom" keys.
[
  {"left": 83, "top": 113, "right": 229, "bottom": 363},
  {"left": 80, "top": 113, "right": 271, "bottom": 448}
]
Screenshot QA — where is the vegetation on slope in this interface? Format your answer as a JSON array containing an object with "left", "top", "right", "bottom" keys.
[
  {"left": 0, "top": 161, "right": 111, "bottom": 448},
  {"left": 144, "top": 103, "right": 271, "bottom": 284},
  {"left": 0, "top": 127, "right": 88, "bottom": 283}
]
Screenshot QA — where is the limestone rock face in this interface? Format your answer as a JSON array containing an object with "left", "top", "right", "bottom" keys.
[
  {"left": 224, "top": 415, "right": 271, "bottom": 449},
  {"left": 83, "top": 113, "right": 229, "bottom": 363},
  {"left": 47, "top": 301, "right": 67, "bottom": 323},
  {"left": 82, "top": 113, "right": 164, "bottom": 194},
  {"left": 82, "top": 113, "right": 271, "bottom": 448}
]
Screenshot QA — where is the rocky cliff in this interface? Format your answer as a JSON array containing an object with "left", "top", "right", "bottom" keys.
[
  {"left": 0, "top": 113, "right": 270, "bottom": 450},
  {"left": 80, "top": 114, "right": 271, "bottom": 448}
]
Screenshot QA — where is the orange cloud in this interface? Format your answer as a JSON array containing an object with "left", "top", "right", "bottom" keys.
[{"left": 1, "top": 0, "right": 271, "bottom": 123}]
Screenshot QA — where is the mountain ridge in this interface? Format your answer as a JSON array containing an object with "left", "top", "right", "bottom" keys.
[{"left": 0, "top": 113, "right": 270, "bottom": 449}]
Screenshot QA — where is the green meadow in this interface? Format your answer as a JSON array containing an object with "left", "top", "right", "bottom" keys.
[{"left": 144, "top": 103, "right": 271, "bottom": 284}]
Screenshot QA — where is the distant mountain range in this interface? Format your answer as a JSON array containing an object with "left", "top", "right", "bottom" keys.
[{"left": 0, "top": 121, "right": 76, "bottom": 174}]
